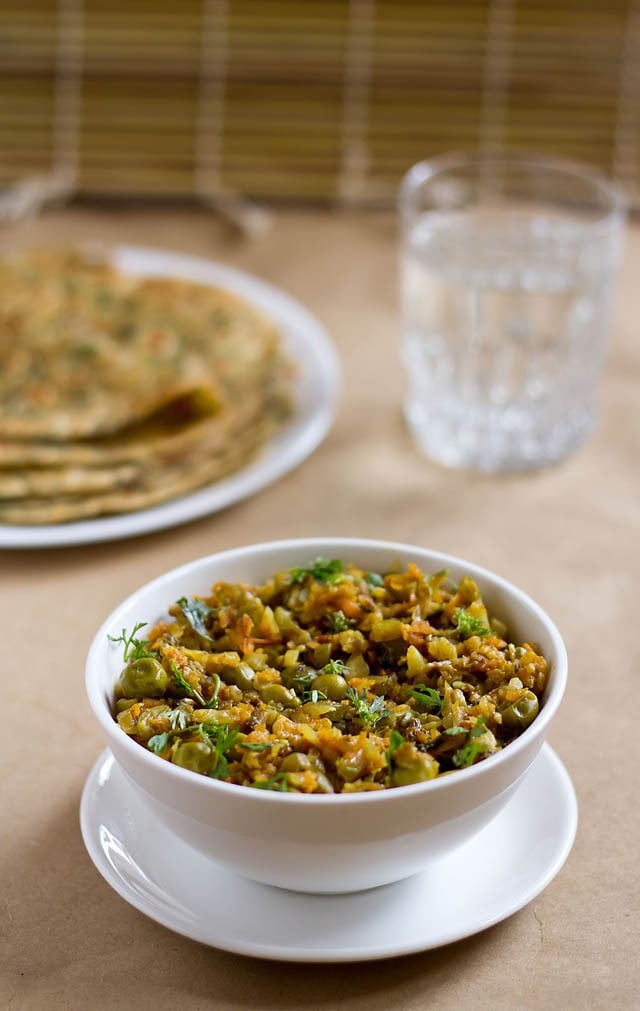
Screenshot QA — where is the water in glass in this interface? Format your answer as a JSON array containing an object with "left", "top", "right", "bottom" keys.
[{"left": 402, "top": 207, "right": 620, "bottom": 471}]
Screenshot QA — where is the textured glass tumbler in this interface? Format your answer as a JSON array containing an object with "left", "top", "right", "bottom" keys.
[{"left": 400, "top": 154, "right": 626, "bottom": 472}]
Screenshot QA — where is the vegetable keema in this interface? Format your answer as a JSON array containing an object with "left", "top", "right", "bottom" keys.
[{"left": 111, "top": 560, "right": 548, "bottom": 793}]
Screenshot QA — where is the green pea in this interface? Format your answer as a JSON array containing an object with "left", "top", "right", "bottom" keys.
[
  {"left": 118, "top": 657, "right": 169, "bottom": 699},
  {"left": 172, "top": 741, "right": 216, "bottom": 775},
  {"left": 115, "top": 698, "right": 137, "bottom": 713},
  {"left": 390, "top": 742, "right": 439, "bottom": 786},
  {"left": 260, "top": 684, "right": 301, "bottom": 707},
  {"left": 311, "top": 672, "right": 348, "bottom": 700},
  {"left": 392, "top": 761, "right": 438, "bottom": 787},
  {"left": 501, "top": 690, "right": 539, "bottom": 729}
]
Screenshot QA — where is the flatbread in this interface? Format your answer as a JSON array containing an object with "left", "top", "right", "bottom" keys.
[
  {"left": 0, "top": 377, "right": 288, "bottom": 470},
  {"left": 0, "top": 420, "right": 273, "bottom": 524},
  {"left": 0, "top": 462, "right": 140, "bottom": 500},
  {"left": 0, "top": 383, "right": 287, "bottom": 502},
  {"left": 0, "top": 248, "right": 292, "bottom": 523},
  {"left": 0, "top": 250, "right": 282, "bottom": 440}
]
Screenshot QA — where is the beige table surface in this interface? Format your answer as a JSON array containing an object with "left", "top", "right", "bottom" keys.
[{"left": 1, "top": 206, "right": 638, "bottom": 1010}]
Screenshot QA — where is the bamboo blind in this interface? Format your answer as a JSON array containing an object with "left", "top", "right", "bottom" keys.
[{"left": 1, "top": 0, "right": 638, "bottom": 205}]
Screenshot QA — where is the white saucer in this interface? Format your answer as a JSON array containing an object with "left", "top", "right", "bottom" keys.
[{"left": 80, "top": 744, "right": 577, "bottom": 963}]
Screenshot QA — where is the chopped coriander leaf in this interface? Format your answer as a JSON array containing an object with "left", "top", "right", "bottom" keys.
[
  {"left": 346, "top": 686, "right": 390, "bottom": 728},
  {"left": 207, "top": 672, "right": 221, "bottom": 709},
  {"left": 454, "top": 609, "right": 490, "bottom": 638},
  {"left": 198, "top": 722, "right": 238, "bottom": 747},
  {"left": 454, "top": 606, "right": 489, "bottom": 638},
  {"left": 198, "top": 723, "right": 239, "bottom": 779},
  {"left": 444, "top": 726, "right": 467, "bottom": 736},
  {"left": 289, "top": 558, "right": 343, "bottom": 585},
  {"left": 292, "top": 668, "right": 317, "bottom": 690},
  {"left": 302, "top": 689, "right": 328, "bottom": 704},
  {"left": 167, "top": 708, "right": 190, "bottom": 731},
  {"left": 409, "top": 685, "right": 443, "bottom": 713},
  {"left": 365, "top": 571, "right": 385, "bottom": 588},
  {"left": 321, "top": 658, "right": 350, "bottom": 676},
  {"left": 147, "top": 724, "right": 198, "bottom": 753},
  {"left": 170, "top": 661, "right": 207, "bottom": 708},
  {"left": 177, "top": 596, "right": 214, "bottom": 644},
  {"left": 327, "top": 610, "right": 352, "bottom": 632},
  {"left": 452, "top": 717, "right": 488, "bottom": 768},
  {"left": 108, "top": 622, "right": 156, "bottom": 662},
  {"left": 209, "top": 754, "right": 231, "bottom": 780},
  {"left": 430, "top": 568, "right": 450, "bottom": 580},
  {"left": 253, "top": 772, "right": 289, "bottom": 792},
  {"left": 386, "top": 730, "right": 404, "bottom": 771},
  {"left": 147, "top": 732, "right": 170, "bottom": 755},
  {"left": 238, "top": 741, "right": 273, "bottom": 753}
]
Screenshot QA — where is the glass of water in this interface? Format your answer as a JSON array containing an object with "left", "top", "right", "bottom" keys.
[{"left": 400, "top": 153, "right": 626, "bottom": 472}]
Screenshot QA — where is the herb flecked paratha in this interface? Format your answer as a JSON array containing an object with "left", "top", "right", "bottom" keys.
[
  {"left": 0, "top": 249, "right": 292, "bottom": 523},
  {"left": 0, "top": 250, "right": 283, "bottom": 440}
]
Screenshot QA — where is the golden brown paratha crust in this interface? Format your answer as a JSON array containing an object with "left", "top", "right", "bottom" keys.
[
  {"left": 0, "top": 397, "right": 280, "bottom": 502},
  {"left": 0, "top": 249, "right": 293, "bottom": 524},
  {"left": 0, "top": 463, "right": 140, "bottom": 500},
  {"left": 0, "top": 421, "right": 272, "bottom": 524},
  {"left": 0, "top": 392, "right": 265, "bottom": 469},
  {"left": 0, "top": 249, "right": 283, "bottom": 441}
]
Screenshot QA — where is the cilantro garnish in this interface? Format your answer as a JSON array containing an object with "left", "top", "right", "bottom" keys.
[
  {"left": 207, "top": 672, "right": 221, "bottom": 709},
  {"left": 409, "top": 684, "right": 443, "bottom": 713},
  {"left": 385, "top": 730, "right": 404, "bottom": 771},
  {"left": 147, "top": 732, "right": 170, "bottom": 755},
  {"left": 253, "top": 772, "right": 289, "bottom": 792},
  {"left": 452, "top": 717, "right": 488, "bottom": 768},
  {"left": 289, "top": 558, "right": 344, "bottom": 586},
  {"left": 177, "top": 596, "right": 214, "bottom": 644},
  {"left": 444, "top": 726, "right": 467, "bottom": 736},
  {"left": 170, "top": 661, "right": 208, "bottom": 708},
  {"left": 302, "top": 689, "right": 328, "bottom": 704},
  {"left": 346, "top": 686, "right": 390, "bottom": 728},
  {"left": 198, "top": 723, "right": 239, "bottom": 779},
  {"left": 321, "top": 659, "right": 350, "bottom": 676},
  {"left": 327, "top": 610, "right": 352, "bottom": 632},
  {"left": 365, "top": 572, "right": 385, "bottom": 589},
  {"left": 454, "top": 609, "right": 490, "bottom": 638},
  {"left": 167, "top": 708, "right": 190, "bottom": 731},
  {"left": 430, "top": 568, "right": 450, "bottom": 581},
  {"left": 147, "top": 719, "right": 201, "bottom": 755},
  {"left": 238, "top": 741, "right": 273, "bottom": 753},
  {"left": 108, "top": 622, "right": 156, "bottom": 662},
  {"left": 292, "top": 668, "right": 317, "bottom": 691}
]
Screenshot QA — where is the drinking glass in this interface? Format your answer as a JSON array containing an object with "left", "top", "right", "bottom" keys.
[{"left": 400, "top": 153, "right": 626, "bottom": 472}]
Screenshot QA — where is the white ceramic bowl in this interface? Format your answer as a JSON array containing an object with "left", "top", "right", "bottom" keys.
[{"left": 86, "top": 538, "right": 567, "bottom": 894}]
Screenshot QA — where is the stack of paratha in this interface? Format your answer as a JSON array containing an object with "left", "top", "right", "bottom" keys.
[{"left": 0, "top": 250, "right": 291, "bottom": 524}]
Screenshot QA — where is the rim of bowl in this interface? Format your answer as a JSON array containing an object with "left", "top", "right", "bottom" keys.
[{"left": 86, "top": 537, "right": 568, "bottom": 806}]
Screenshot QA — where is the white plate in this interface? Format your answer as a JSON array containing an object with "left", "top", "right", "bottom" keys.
[
  {"left": 80, "top": 744, "right": 577, "bottom": 962},
  {"left": 0, "top": 246, "right": 340, "bottom": 549}
]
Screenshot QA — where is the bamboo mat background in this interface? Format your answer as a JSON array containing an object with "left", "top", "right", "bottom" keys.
[{"left": 1, "top": 0, "right": 639, "bottom": 205}]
